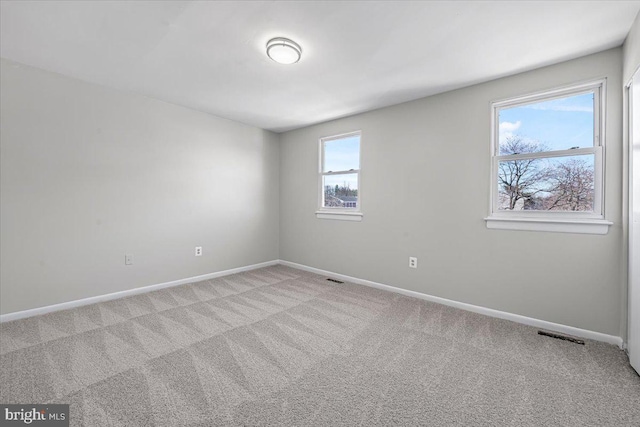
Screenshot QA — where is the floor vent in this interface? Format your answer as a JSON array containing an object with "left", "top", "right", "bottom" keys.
[
  {"left": 538, "top": 330, "right": 585, "bottom": 345},
  {"left": 326, "top": 278, "right": 344, "bottom": 284}
]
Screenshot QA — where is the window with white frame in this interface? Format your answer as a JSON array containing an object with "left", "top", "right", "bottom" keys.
[
  {"left": 486, "top": 80, "right": 612, "bottom": 234},
  {"left": 316, "top": 131, "right": 362, "bottom": 221}
]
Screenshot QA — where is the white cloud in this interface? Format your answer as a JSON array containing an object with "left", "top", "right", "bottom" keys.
[
  {"left": 499, "top": 120, "right": 521, "bottom": 143},
  {"left": 527, "top": 104, "right": 593, "bottom": 113},
  {"left": 499, "top": 120, "right": 521, "bottom": 133},
  {"left": 524, "top": 97, "right": 593, "bottom": 113}
]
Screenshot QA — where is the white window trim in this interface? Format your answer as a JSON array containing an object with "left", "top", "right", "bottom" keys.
[
  {"left": 485, "top": 79, "right": 612, "bottom": 234},
  {"left": 316, "top": 130, "right": 363, "bottom": 222}
]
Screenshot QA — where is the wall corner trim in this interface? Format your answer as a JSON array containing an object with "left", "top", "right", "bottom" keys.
[
  {"left": 278, "top": 260, "right": 624, "bottom": 349},
  {"left": 0, "top": 260, "right": 279, "bottom": 323}
]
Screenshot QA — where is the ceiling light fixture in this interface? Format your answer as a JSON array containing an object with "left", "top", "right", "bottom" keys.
[{"left": 266, "top": 37, "right": 302, "bottom": 65}]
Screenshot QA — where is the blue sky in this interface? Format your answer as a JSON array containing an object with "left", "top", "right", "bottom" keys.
[
  {"left": 323, "top": 174, "right": 358, "bottom": 193},
  {"left": 499, "top": 92, "right": 594, "bottom": 153},
  {"left": 324, "top": 135, "right": 360, "bottom": 172},
  {"left": 323, "top": 135, "right": 360, "bottom": 191}
]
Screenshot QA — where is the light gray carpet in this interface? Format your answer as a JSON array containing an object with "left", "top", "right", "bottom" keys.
[{"left": 1, "top": 265, "right": 639, "bottom": 426}]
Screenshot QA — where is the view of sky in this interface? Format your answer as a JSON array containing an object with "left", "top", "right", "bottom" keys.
[
  {"left": 323, "top": 135, "right": 360, "bottom": 172},
  {"left": 499, "top": 92, "right": 594, "bottom": 154},
  {"left": 497, "top": 153, "right": 595, "bottom": 211},
  {"left": 323, "top": 135, "right": 360, "bottom": 190},
  {"left": 323, "top": 174, "right": 358, "bottom": 191},
  {"left": 498, "top": 153, "right": 595, "bottom": 188}
]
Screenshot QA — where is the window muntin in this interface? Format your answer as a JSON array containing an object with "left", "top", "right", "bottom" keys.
[
  {"left": 491, "top": 81, "right": 604, "bottom": 218},
  {"left": 319, "top": 132, "right": 361, "bottom": 211}
]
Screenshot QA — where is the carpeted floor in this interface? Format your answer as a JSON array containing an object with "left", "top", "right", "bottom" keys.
[{"left": 1, "top": 265, "right": 639, "bottom": 426}]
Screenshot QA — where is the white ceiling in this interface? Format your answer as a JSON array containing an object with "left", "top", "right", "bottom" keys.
[{"left": 1, "top": 1, "right": 639, "bottom": 133}]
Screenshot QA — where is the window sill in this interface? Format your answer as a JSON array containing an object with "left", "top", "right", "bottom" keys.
[
  {"left": 316, "top": 211, "right": 363, "bottom": 222},
  {"left": 484, "top": 217, "right": 612, "bottom": 235}
]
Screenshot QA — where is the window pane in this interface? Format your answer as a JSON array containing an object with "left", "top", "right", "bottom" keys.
[
  {"left": 497, "top": 154, "right": 594, "bottom": 211},
  {"left": 498, "top": 92, "right": 594, "bottom": 155},
  {"left": 323, "top": 173, "right": 358, "bottom": 208},
  {"left": 323, "top": 135, "right": 360, "bottom": 172}
]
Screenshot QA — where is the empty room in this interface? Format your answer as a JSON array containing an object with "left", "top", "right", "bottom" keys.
[{"left": 2, "top": 1, "right": 640, "bottom": 425}]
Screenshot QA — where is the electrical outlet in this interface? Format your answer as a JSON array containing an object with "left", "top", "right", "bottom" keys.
[
  {"left": 125, "top": 254, "right": 133, "bottom": 265},
  {"left": 409, "top": 257, "right": 418, "bottom": 269},
  {"left": 195, "top": 246, "right": 202, "bottom": 257}
]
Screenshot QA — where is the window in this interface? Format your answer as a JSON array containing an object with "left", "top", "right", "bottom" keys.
[
  {"left": 486, "top": 80, "right": 612, "bottom": 234},
  {"left": 316, "top": 131, "right": 362, "bottom": 221}
]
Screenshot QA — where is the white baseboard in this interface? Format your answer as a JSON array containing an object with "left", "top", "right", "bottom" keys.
[
  {"left": 278, "top": 260, "right": 624, "bottom": 349},
  {"left": 1, "top": 258, "right": 624, "bottom": 349},
  {"left": 0, "top": 260, "right": 279, "bottom": 323}
]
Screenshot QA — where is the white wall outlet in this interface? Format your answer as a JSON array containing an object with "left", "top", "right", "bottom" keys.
[
  {"left": 409, "top": 257, "right": 418, "bottom": 269},
  {"left": 195, "top": 246, "right": 202, "bottom": 256},
  {"left": 125, "top": 254, "right": 133, "bottom": 265}
]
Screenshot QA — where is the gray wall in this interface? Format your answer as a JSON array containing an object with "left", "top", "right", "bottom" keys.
[
  {"left": 1, "top": 44, "right": 629, "bottom": 337},
  {"left": 624, "top": 11, "right": 640, "bottom": 83},
  {"left": 0, "top": 58, "right": 280, "bottom": 314},
  {"left": 280, "top": 48, "right": 624, "bottom": 337}
]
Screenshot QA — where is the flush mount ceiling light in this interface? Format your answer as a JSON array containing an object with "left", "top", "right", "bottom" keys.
[{"left": 266, "top": 37, "right": 302, "bottom": 65}]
